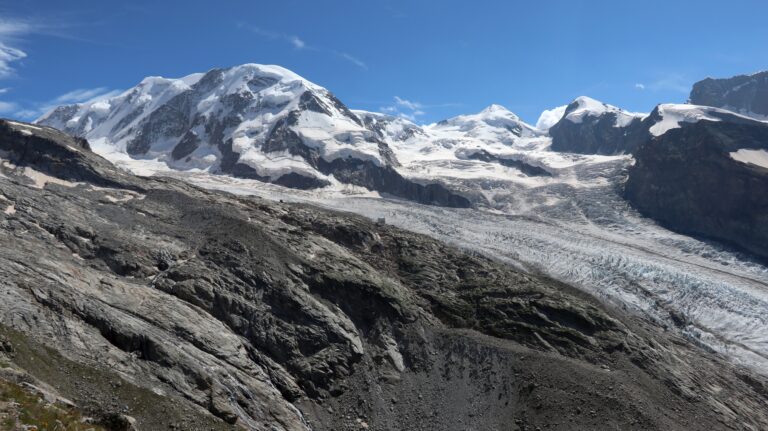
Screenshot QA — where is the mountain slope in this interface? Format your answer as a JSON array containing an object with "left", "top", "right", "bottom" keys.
[
  {"left": 37, "top": 64, "right": 469, "bottom": 207},
  {"left": 3, "top": 119, "right": 768, "bottom": 430},
  {"left": 689, "top": 70, "right": 768, "bottom": 120}
]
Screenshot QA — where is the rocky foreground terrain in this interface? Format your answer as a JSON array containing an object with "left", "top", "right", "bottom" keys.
[{"left": 0, "top": 119, "right": 767, "bottom": 430}]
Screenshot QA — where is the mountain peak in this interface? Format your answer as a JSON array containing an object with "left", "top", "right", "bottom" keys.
[
  {"left": 562, "top": 96, "right": 645, "bottom": 125},
  {"left": 480, "top": 103, "right": 512, "bottom": 114}
]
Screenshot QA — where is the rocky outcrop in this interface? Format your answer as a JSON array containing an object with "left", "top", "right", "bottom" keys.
[
  {"left": 690, "top": 71, "right": 768, "bottom": 119},
  {"left": 625, "top": 115, "right": 768, "bottom": 261},
  {"left": 459, "top": 149, "right": 552, "bottom": 176},
  {"left": 549, "top": 96, "right": 647, "bottom": 155},
  {"left": 2, "top": 119, "right": 768, "bottom": 430}
]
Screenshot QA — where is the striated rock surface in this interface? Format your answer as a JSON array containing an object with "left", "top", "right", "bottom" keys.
[{"left": 0, "top": 119, "right": 767, "bottom": 430}]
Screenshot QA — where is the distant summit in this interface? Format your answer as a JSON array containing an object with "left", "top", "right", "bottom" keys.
[{"left": 689, "top": 71, "right": 768, "bottom": 120}]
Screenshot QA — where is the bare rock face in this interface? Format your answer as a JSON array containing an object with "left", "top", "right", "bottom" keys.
[
  {"left": 690, "top": 71, "right": 768, "bottom": 119},
  {"left": 1, "top": 119, "right": 767, "bottom": 430},
  {"left": 625, "top": 114, "right": 768, "bottom": 262}
]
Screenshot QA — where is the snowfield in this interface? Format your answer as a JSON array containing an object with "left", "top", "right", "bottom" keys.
[{"left": 730, "top": 148, "right": 768, "bottom": 169}]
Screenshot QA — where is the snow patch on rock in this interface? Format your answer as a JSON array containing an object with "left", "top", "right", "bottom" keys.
[{"left": 730, "top": 148, "right": 768, "bottom": 169}]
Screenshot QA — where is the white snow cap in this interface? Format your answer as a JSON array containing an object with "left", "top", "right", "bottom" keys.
[
  {"left": 480, "top": 104, "right": 516, "bottom": 116},
  {"left": 563, "top": 96, "right": 645, "bottom": 127},
  {"left": 648, "top": 103, "right": 765, "bottom": 137}
]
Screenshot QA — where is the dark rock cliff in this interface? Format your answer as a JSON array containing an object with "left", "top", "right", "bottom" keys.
[
  {"left": 690, "top": 71, "right": 768, "bottom": 118},
  {"left": 625, "top": 117, "right": 768, "bottom": 262}
]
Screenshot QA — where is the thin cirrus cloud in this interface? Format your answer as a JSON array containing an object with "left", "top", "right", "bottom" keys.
[
  {"left": 381, "top": 96, "right": 425, "bottom": 121},
  {"left": 0, "top": 18, "right": 35, "bottom": 79},
  {"left": 0, "top": 100, "right": 17, "bottom": 114},
  {"left": 0, "top": 87, "right": 14, "bottom": 114},
  {"left": 239, "top": 24, "right": 367, "bottom": 70},
  {"left": 634, "top": 74, "right": 690, "bottom": 94},
  {"left": 380, "top": 96, "right": 461, "bottom": 122},
  {"left": 15, "top": 87, "right": 122, "bottom": 121}
]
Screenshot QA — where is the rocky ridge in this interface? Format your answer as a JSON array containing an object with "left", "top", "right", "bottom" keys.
[{"left": 690, "top": 70, "right": 768, "bottom": 120}]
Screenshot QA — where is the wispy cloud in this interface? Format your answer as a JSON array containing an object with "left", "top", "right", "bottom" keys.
[
  {"left": 239, "top": 24, "right": 367, "bottom": 70},
  {"left": 14, "top": 87, "right": 121, "bottom": 121},
  {"left": 289, "top": 35, "right": 305, "bottom": 49},
  {"left": 336, "top": 52, "right": 366, "bottom": 69},
  {"left": 394, "top": 96, "right": 421, "bottom": 111},
  {"left": 51, "top": 87, "right": 120, "bottom": 105},
  {"left": 0, "top": 18, "right": 34, "bottom": 78},
  {"left": 380, "top": 96, "right": 423, "bottom": 121},
  {"left": 0, "top": 100, "right": 17, "bottom": 113},
  {"left": 635, "top": 74, "right": 691, "bottom": 94},
  {"left": 0, "top": 19, "right": 29, "bottom": 118},
  {"left": 380, "top": 97, "right": 459, "bottom": 122},
  {"left": 243, "top": 25, "right": 305, "bottom": 50}
]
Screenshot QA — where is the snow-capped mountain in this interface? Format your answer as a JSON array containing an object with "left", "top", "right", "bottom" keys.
[
  {"left": 689, "top": 70, "right": 768, "bottom": 120},
  {"left": 39, "top": 64, "right": 379, "bottom": 182},
  {"left": 559, "top": 96, "right": 643, "bottom": 127},
  {"left": 356, "top": 105, "right": 553, "bottom": 184},
  {"left": 548, "top": 96, "right": 647, "bottom": 155},
  {"left": 430, "top": 104, "right": 543, "bottom": 142},
  {"left": 38, "top": 64, "right": 469, "bottom": 206}
]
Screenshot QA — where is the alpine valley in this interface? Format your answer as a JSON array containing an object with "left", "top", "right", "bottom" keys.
[{"left": 0, "top": 63, "right": 766, "bottom": 430}]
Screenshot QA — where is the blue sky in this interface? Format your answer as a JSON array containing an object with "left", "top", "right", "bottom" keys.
[{"left": 1, "top": 0, "right": 767, "bottom": 125}]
